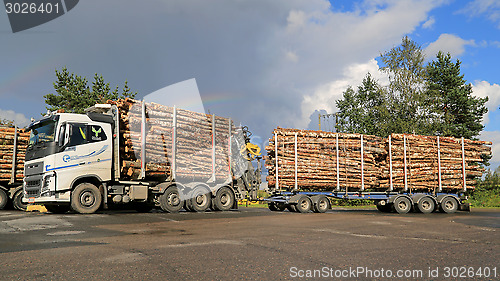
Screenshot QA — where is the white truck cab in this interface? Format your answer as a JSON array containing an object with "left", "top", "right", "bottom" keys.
[{"left": 24, "top": 108, "right": 113, "bottom": 211}]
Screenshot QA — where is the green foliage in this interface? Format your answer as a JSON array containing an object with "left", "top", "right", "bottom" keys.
[
  {"left": 467, "top": 167, "right": 500, "bottom": 207},
  {"left": 44, "top": 67, "right": 137, "bottom": 114},
  {"left": 336, "top": 73, "right": 391, "bottom": 136},
  {"left": 425, "top": 51, "right": 488, "bottom": 140}
]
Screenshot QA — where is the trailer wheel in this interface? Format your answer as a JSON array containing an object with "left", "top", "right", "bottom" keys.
[
  {"left": 268, "top": 202, "right": 278, "bottom": 211},
  {"left": 213, "top": 187, "right": 234, "bottom": 211},
  {"left": 71, "top": 183, "right": 102, "bottom": 214},
  {"left": 392, "top": 196, "right": 411, "bottom": 214},
  {"left": 313, "top": 196, "right": 330, "bottom": 213},
  {"left": 376, "top": 201, "right": 391, "bottom": 213},
  {"left": 295, "top": 196, "right": 312, "bottom": 213},
  {"left": 186, "top": 186, "right": 211, "bottom": 212},
  {"left": 417, "top": 196, "right": 435, "bottom": 214},
  {"left": 0, "top": 189, "right": 8, "bottom": 210},
  {"left": 45, "top": 204, "right": 70, "bottom": 214},
  {"left": 275, "top": 202, "right": 286, "bottom": 211},
  {"left": 160, "top": 186, "right": 183, "bottom": 213},
  {"left": 12, "top": 189, "right": 27, "bottom": 211},
  {"left": 440, "top": 197, "right": 458, "bottom": 213}
]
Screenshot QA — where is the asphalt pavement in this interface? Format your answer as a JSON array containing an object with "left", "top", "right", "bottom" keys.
[{"left": 0, "top": 207, "right": 498, "bottom": 280}]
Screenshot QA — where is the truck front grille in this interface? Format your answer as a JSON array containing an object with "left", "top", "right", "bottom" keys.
[
  {"left": 26, "top": 190, "right": 40, "bottom": 197},
  {"left": 24, "top": 175, "right": 43, "bottom": 198},
  {"left": 26, "top": 179, "right": 41, "bottom": 187}
]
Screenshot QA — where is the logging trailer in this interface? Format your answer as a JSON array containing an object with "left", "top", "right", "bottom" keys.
[
  {"left": 22, "top": 103, "right": 261, "bottom": 214},
  {"left": 264, "top": 130, "right": 477, "bottom": 214},
  {"left": 0, "top": 125, "right": 28, "bottom": 211}
]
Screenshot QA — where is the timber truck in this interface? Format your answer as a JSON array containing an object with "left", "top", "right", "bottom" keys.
[
  {"left": 23, "top": 101, "right": 261, "bottom": 214},
  {"left": 0, "top": 125, "right": 28, "bottom": 211}
]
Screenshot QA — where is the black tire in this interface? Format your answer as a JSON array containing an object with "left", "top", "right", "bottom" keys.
[
  {"left": 440, "top": 197, "right": 458, "bottom": 214},
  {"left": 71, "top": 183, "right": 102, "bottom": 214},
  {"left": 160, "top": 186, "right": 183, "bottom": 213},
  {"left": 12, "top": 189, "right": 28, "bottom": 211},
  {"left": 286, "top": 204, "right": 296, "bottom": 212},
  {"left": 186, "top": 186, "right": 211, "bottom": 212},
  {"left": 213, "top": 187, "right": 235, "bottom": 211},
  {"left": 392, "top": 196, "right": 411, "bottom": 214},
  {"left": 268, "top": 202, "right": 278, "bottom": 211},
  {"left": 295, "top": 195, "right": 312, "bottom": 213},
  {"left": 45, "top": 204, "right": 70, "bottom": 214},
  {"left": 313, "top": 196, "right": 330, "bottom": 213},
  {"left": 275, "top": 202, "right": 286, "bottom": 211},
  {"left": 417, "top": 197, "right": 435, "bottom": 214},
  {"left": 0, "top": 188, "right": 8, "bottom": 210},
  {"left": 376, "top": 201, "right": 391, "bottom": 213}
]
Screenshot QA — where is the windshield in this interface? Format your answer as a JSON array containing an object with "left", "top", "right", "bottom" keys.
[{"left": 29, "top": 120, "right": 57, "bottom": 147}]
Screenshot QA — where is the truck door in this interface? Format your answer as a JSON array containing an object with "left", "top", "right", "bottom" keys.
[
  {"left": 52, "top": 123, "right": 90, "bottom": 192},
  {"left": 84, "top": 123, "right": 112, "bottom": 181}
]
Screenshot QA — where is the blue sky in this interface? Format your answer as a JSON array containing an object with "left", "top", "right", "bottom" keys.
[{"left": 0, "top": 0, "right": 499, "bottom": 169}]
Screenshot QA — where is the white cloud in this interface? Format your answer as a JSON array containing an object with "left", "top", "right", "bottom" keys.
[
  {"left": 458, "top": 0, "right": 500, "bottom": 29},
  {"left": 424, "top": 33, "right": 475, "bottom": 59},
  {"left": 422, "top": 16, "right": 435, "bottom": 29},
  {"left": 479, "top": 130, "right": 500, "bottom": 171},
  {"left": 300, "top": 59, "right": 389, "bottom": 128},
  {"left": 0, "top": 109, "right": 30, "bottom": 127},
  {"left": 472, "top": 80, "right": 500, "bottom": 125}
]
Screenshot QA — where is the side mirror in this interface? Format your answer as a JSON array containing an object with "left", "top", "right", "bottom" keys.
[{"left": 57, "top": 125, "right": 65, "bottom": 147}]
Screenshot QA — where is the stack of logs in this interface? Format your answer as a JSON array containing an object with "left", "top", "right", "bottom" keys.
[
  {"left": 265, "top": 128, "right": 492, "bottom": 192},
  {"left": 265, "top": 128, "right": 386, "bottom": 190},
  {"left": 379, "top": 134, "right": 491, "bottom": 191},
  {"left": 108, "top": 98, "right": 234, "bottom": 182},
  {"left": 0, "top": 126, "right": 29, "bottom": 181}
]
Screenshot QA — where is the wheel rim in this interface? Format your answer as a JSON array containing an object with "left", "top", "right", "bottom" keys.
[
  {"left": 300, "top": 199, "right": 309, "bottom": 210},
  {"left": 422, "top": 200, "right": 432, "bottom": 211},
  {"left": 398, "top": 200, "right": 408, "bottom": 211},
  {"left": 444, "top": 200, "right": 454, "bottom": 210},
  {"left": 318, "top": 199, "right": 327, "bottom": 210},
  {"left": 80, "top": 191, "right": 96, "bottom": 207},
  {"left": 220, "top": 193, "right": 230, "bottom": 207},
  {"left": 168, "top": 191, "right": 180, "bottom": 207}
]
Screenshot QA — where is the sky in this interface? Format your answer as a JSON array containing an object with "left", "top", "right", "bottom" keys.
[{"left": 1, "top": 0, "right": 500, "bottom": 169}]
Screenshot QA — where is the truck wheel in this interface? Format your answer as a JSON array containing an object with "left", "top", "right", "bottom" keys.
[
  {"left": 160, "top": 186, "right": 183, "bottom": 213},
  {"left": 12, "top": 189, "right": 28, "bottom": 211},
  {"left": 440, "top": 197, "right": 458, "bottom": 213},
  {"left": 45, "top": 204, "right": 70, "bottom": 214},
  {"left": 275, "top": 202, "right": 286, "bottom": 211},
  {"left": 213, "top": 187, "right": 234, "bottom": 211},
  {"left": 268, "top": 202, "right": 278, "bottom": 211},
  {"left": 0, "top": 189, "right": 8, "bottom": 210},
  {"left": 187, "top": 186, "right": 211, "bottom": 212},
  {"left": 313, "top": 196, "right": 330, "bottom": 213},
  {"left": 286, "top": 204, "right": 297, "bottom": 212},
  {"left": 70, "top": 183, "right": 102, "bottom": 214},
  {"left": 295, "top": 195, "right": 312, "bottom": 213},
  {"left": 376, "top": 201, "right": 391, "bottom": 213},
  {"left": 417, "top": 197, "right": 435, "bottom": 214},
  {"left": 268, "top": 202, "right": 286, "bottom": 212},
  {"left": 393, "top": 196, "right": 411, "bottom": 214}
]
